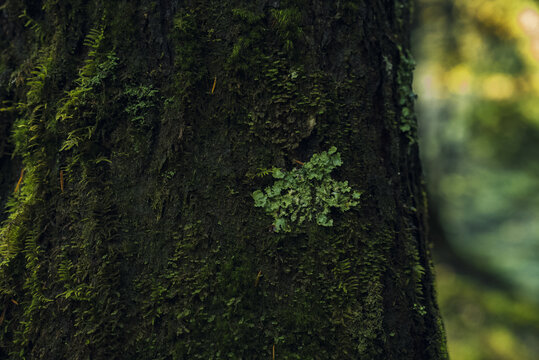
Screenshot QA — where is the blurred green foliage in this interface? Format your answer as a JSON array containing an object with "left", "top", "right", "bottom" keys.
[
  {"left": 414, "top": 0, "right": 539, "bottom": 358},
  {"left": 437, "top": 265, "right": 539, "bottom": 359},
  {"left": 415, "top": 0, "right": 539, "bottom": 297}
]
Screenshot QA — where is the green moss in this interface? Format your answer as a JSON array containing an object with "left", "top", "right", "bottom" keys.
[
  {"left": 396, "top": 45, "right": 418, "bottom": 144},
  {"left": 245, "top": 56, "right": 329, "bottom": 150},
  {"left": 270, "top": 7, "right": 303, "bottom": 52},
  {"left": 123, "top": 84, "right": 159, "bottom": 128}
]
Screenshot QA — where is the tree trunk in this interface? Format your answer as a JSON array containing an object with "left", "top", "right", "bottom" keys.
[{"left": 0, "top": 1, "right": 447, "bottom": 359}]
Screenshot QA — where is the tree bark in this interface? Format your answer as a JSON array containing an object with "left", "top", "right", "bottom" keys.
[{"left": 0, "top": 0, "right": 447, "bottom": 359}]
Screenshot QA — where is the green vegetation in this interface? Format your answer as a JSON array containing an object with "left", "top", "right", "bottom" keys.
[
  {"left": 269, "top": 7, "right": 303, "bottom": 52},
  {"left": 57, "top": 27, "right": 119, "bottom": 153},
  {"left": 396, "top": 46, "right": 417, "bottom": 143},
  {"left": 123, "top": 84, "right": 159, "bottom": 127},
  {"left": 436, "top": 264, "right": 539, "bottom": 360},
  {"left": 252, "top": 147, "right": 362, "bottom": 232}
]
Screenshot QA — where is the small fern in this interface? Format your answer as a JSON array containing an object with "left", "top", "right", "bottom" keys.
[
  {"left": 255, "top": 167, "right": 275, "bottom": 178},
  {"left": 58, "top": 259, "right": 74, "bottom": 286},
  {"left": 19, "top": 9, "right": 46, "bottom": 43},
  {"left": 83, "top": 27, "right": 105, "bottom": 57}
]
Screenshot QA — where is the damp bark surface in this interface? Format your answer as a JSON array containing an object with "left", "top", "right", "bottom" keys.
[{"left": 0, "top": 1, "right": 448, "bottom": 359}]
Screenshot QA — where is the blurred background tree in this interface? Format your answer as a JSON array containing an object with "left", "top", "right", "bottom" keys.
[{"left": 413, "top": 0, "right": 539, "bottom": 358}]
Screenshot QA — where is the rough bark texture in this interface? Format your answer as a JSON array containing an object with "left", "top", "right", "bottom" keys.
[{"left": 0, "top": 0, "right": 447, "bottom": 359}]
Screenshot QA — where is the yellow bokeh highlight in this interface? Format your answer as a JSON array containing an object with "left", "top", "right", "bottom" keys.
[
  {"left": 456, "top": 0, "right": 539, "bottom": 69},
  {"left": 530, "top": 72, "right": 539, "bottom": 93},
  {"left": 445, "top": 65, "right": 472, "bottom": 95},
  {"left": 487, "top": 327, "right": 526, "bottom": 360},
  {"left": 518, "top": 8, "right": 539, "bottom": 37},
  {"left": 481, "top": 74, "right": 516, "bottom": 99},
  {"left": 456, "top": 0, "right": 517, "bottom": 36},
  {"left": 460, "top": 32, "right": 485, "bottom": 62}
]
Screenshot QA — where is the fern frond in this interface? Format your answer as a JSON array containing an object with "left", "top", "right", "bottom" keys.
[
  {"left": 255, "top": 167, "right": 275, "bottom": 178},
  {"left": 83, "top": 27, "right": 105, "bottom": 50}
]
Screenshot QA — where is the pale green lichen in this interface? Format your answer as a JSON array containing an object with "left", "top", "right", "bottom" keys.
[{"left": 252, "top": 146, "right": 362, "bottom": 232}]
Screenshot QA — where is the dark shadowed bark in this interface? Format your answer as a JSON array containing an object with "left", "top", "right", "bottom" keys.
[{"left": 0, "top": 1, "right": 447, "bottom": 359}]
